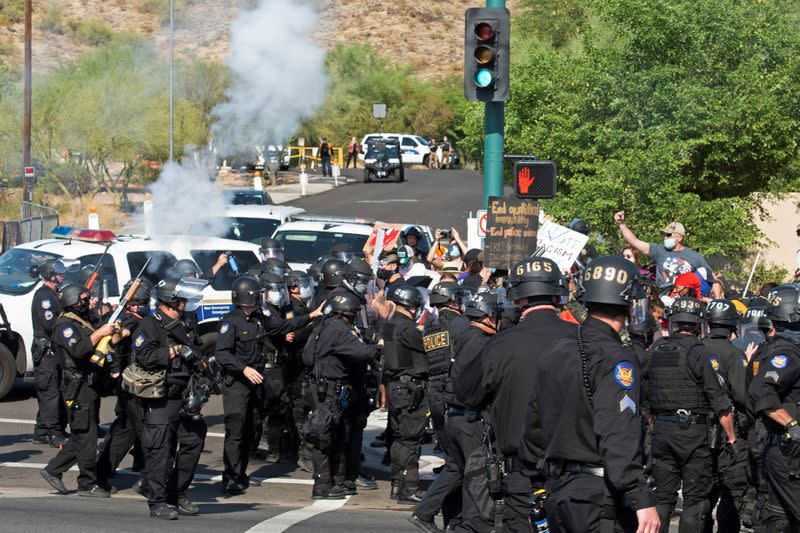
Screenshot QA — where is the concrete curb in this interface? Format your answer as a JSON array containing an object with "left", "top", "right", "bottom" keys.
[{"left": 266, "top": 173, "right": 358, "bottom": 205}]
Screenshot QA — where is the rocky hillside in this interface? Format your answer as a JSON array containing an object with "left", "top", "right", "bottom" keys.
[{"left": 0, "top": 0, "right": 519, "bottom": 78}]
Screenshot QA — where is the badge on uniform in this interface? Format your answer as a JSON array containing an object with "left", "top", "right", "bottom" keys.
[
  {"left": 134, "top": 334, "right": 145, "bottom": 348},
  {"left": 614, "top": 362, "right": 634, "bottom": 389},
  {"left": 286, "top": 311, "right": 294, "bottom": 319},
  {"left": 752, "top": 361, "right": 760, "bottom": 376},
  {"left": 41, "top": 299, "right": 51, "bottom": 310},
  {"left": 771, "top": 355, "right": 788, "bottom": 369},
  {"left": 62, "top": 327, "right": 74, "bottom": 339},
  {"left": 619, "top": 393, "right": 637, "bottom": 414},
  {"left": 44, "top": 311, "right": 53, "bottom": 321},
  {"left": 709, "top": 356, "right": 720, "bottom": 372},
  {"left": 219, "top": 322, "right": 230, "bottom": 334}
]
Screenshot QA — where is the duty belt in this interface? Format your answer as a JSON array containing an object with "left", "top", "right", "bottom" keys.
[
  {"left": 446, "top": 406, "right": 477, "bottom": 419},
  {"left": 548, "top": 459, "right": 604, "bottom": 478},
  {"left": 655, "top": 410, "right": 709, "bottom": 427},
  {"left": 397, "top": 375, "right": 425, "bottom": 386}
]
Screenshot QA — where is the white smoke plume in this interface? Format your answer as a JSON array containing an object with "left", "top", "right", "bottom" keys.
[
  {"left": 139, "top": 0, "right": 329, "bottom": 240},
  {"left": 211, "top": 0, "right": 330, "bottom": 154}
]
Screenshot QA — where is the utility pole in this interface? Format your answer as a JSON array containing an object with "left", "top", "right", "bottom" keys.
[
  {"left": 168, "top": 0, "right": 174, "bottom": 164},
  {"left": 482, "top": 0, "right": 505, "bottom": 208},
  {"left": 22, "top": 0, "right": 32, "bottom": 203}
]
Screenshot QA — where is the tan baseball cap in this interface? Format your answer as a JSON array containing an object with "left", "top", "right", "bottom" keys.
[{"left": 662, "top": 222, "right": 686, "bottom": 236}]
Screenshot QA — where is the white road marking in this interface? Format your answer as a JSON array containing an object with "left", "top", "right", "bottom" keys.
[
  {"left": 0, "top": 418, "right": 224, "bottom": 438},
  {"left": 354, "top": 199, "right": 417, "bottom": 204},
  {"left": 0, "top": 462, "right": 313, "bottom": 486},
  {"left": 245, "top": 497, "right": 350, "bottom": 533}
]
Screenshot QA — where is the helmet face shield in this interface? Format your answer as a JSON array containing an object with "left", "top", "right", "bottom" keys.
[
  {"left": 265, "top": 282, "right": 289, "bottom": 307},
  {"left": 333, "top": 250, "right": 355, "bottom": 263},
  {"left": 175, "top": 278, "right": 208, "bottom": 312},
  {"left": 629, "top": 297, "right": 648, "bottom": 328}
]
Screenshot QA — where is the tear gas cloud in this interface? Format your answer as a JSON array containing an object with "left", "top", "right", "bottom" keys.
[{"left": 140, "top": 0, "right": 329, "bottom": 239}]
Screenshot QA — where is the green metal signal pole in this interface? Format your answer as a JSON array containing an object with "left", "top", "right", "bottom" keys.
[{"left": 483, "top": 0, "right": 505, "bottom": 208}]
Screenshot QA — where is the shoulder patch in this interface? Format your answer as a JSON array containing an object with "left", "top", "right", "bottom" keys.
[
  {"left": 416, "top": 323, "right": 425, "bottom": 332},
  {"left": 134, "top": 334, "right": 145, "bottom": 348},
  {"left": 709, "top": 356, "right": 720, "bottom": 372},
  {"left": 619, "top": 393, "right": 637, "bottom": 414},
  {"left": 614, "top": 362, "right": 634, "bottom": 389},
  {"left": 771, "top": 355, "right": 787, "bottom": 369},
  {"left": 44, "top": 310, "right": 54, "bottom": 321},
  {"left": 286, "top": 311, "right": 294, "bottom": 319},
  {"left": 264, "top": 308, "right": 272, "bottom": 317},
  {"left": 41, "top": 299, "right": 51, "bottom": 310},
  {"left": 765, "top": 370, "right": 780, "bottom": 383},
  {"left": 323, "top": 304, "right": 332, "bottom": 315},
  {"left": 219, "top": 322, "right": 230, "bottom": 334},
  {"left": 62, "top": 327, "right": 74, "bottom": 339},
  {"left": 741, "top": 355, "right": 748, "bottom": 368}
]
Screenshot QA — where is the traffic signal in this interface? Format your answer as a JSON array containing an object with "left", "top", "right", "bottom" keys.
[
  {"left": 514, "top": 161, "right": 557, "bottom": 199},
  {"left": 464, "top": 7, "right": 510, "bottom": 102}
]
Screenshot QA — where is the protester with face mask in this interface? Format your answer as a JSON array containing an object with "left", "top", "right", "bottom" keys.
[
  {"left": 614, "top": 210, "right": 722, "bottom": 298},
  {"left": 428, "top": 227, "right": 467, "bottom": 272}
]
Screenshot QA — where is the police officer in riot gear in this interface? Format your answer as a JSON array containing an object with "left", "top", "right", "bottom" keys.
[
  {"left": 40, "top": 284, "right": 121, "bottom": 498},
  {"left": 259, "top": 238, "right": 284, "bottom": 262},
  {"left": 411, "top": 290, "right": 500, "bottom": 533},
  {"left": 330, "top": 244, "right": 355, "bottom": 263},
  {"left": 256, "top": 272, "right": 322, "bottom": 463},
  {"left": 31, "top": 258, "right": 69, "bottom": 446},
  {"left": 302, "top": 289, "right": 380, "bottom": 500},
  {"left": 647, "top": 296, "right": 736, "bottom": 531},
  {"left": 215, "top": 276, "right": 272, "bottom": 494},
  {"left": 96, "top": 278, "right": 154, "bottom": 493},
  {"left": 383, "top": 284, "right": 428, "bottom": 504},
  {"left": 529, "top": 256, "right": 659, "bottom": 532},
  {"left": 703, "top": 299, "right": 751, "bottom": 532},
  {"left": 286, "top": 270, "right": 318, "bottom": 471},
  {"left": 313, "top": 258, "right": 348, "bottom": 308},
  {"left": 456, "top": 256, "right": 574, "bottom": 532},
  {"left": 134, "top": 278, "right": 208, "bottom": 519},
  {"left": 263, "top": 257, "right": 292, "bottom": 279},
  {"left": 748, "top": 284, "right": 800, "bottom": 530}
]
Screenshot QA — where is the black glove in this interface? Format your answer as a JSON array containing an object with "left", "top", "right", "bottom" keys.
[
  {"left": 177, "top": 345, "right": 196, "bottom": 365},
  {"left": 781, "top": 421, "right": 800, "bottom": 457}
]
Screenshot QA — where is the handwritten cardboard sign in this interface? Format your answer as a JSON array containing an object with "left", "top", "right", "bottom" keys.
[{"left": 484, "top": 196, "right": 539, "bottom": 269}]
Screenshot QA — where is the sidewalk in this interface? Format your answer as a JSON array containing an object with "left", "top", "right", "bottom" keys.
[{"left": 267, "top": 171, "right": 357, "bottom": 204}]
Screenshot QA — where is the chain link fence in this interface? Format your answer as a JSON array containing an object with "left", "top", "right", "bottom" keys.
[{"left": 0, "top": 202, "right": 60, "bottom": 254}]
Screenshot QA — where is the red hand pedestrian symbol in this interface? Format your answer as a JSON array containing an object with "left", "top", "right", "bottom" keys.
[{"left": 518, "top": 166, "right": 535, "bottom": 193}]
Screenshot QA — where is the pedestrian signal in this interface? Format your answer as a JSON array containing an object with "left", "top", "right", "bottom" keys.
[{"left": 514, "top": 161, "right": 557, "bottom": 199}]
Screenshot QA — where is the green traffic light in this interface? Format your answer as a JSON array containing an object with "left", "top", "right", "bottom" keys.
[{"left": 475, "top": 69, "right": 493, "bottom": 88}]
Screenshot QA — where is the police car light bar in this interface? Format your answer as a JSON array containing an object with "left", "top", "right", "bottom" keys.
[{"left": 50, "top": 226, "right": 117, "bottom": 243}]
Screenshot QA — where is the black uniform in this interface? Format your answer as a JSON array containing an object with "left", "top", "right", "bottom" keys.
[
  {"left": 257, "top": 302, "right": 313, "bottom": 460},
  {"left": 44, "top": 311, "right": 101, "bottom": 490},
  {"left": 414, "top": 309, "right": 470, "bottom": 528},
  {"left": 748, "top": 333, "right": 800, "bottom": 529},
  {"left": 302, "top": 315, "right": 378, "bottom": 494},
  {"left": 286, "top": 295, "right": 315, "bottom": 465},
  {"left": 383, "top": 312, "right": 428, "bottom": 494},
  {"left": 455, "top": 308, "right": 577, "bottom": 532},
  {"left": 134, "top": 312, "right": 207, "bottom": 509},
  {"left": 96, "top": 309, "right": 147, "bottom": 487},
  {"left": 215, "top": 307, "right": 270, "bottom": 487},
  {"left": 646, "top": 333, "right": 732, "bottom": 531},
  {"left": 702, "top": 330, "right": 750, "bottom": 533},
  {"left": 31, "top": 285, "right": 67, "bottom": 442},
  {"left": 534, "top": 317, "right": 654, "bottom": 531}
]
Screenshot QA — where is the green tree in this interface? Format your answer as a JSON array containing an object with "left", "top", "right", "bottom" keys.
[{"left": 462, "top": 0, "right": 800, "bottom": 269}]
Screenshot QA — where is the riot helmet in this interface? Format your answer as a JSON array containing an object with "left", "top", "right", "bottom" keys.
[
  {"left": 33, "top": 258, "right": 70, "bottom": 284},
  {"left": 308, "top": 257, "right": 328, "bottom": 285},
  {"left": 387, "top": 284, "right": 422, "bottom": 310},
  {"left": 578, "top": 256, "right": 645, "bottom": 307},
  {"left": 343, "top": 258, "right": 373, "bottom": 296},
  {"left": 325, "top": 288, "right": 362, "bottom": 318},
  {"left": 705, "top": 299, "right": 739, "bottom": 328},
  {"left": 429, "top": 282, "right": 462, "bottom": 307},
  {"left": 59, "top": 283, "right": 87, "bottom": 310},
  {"left": 627, "top": 312, "right": 658, "bottom": 347},
  {"left": 167, "top": 259, "right": 202, "bottom": 280},
  {"left": 287, "top": 270, "right": 315, "bottom": 302},
  {"left": 742, "top": 297, "right": 772, "bottom": 335},
  {"left": 263, "top": 257, "right": 291, "bottom": 279},
  {"left": 259, "top": 238, "right": 284, "bottom": 261},
  {"left": 321, "top": 258, "right": 347, "bottom": 288},
  {"left": 402, "top": 226, "right": 422, "bottom": 247},
  {"left": 262, "top": 272, "right": 289, "bottom": 308},
  {"left": 330, "top": 244, "right": 355, "bottom": 263},
  {"left": 765, "top": 284, "right": 800, "bottom": 324},
  {"left": 507, "top": 257, "right": 567, "bottom": 302},
  {"left": 155, "top": 278, "right": 205, "bottom": 312},
  {"left": 231, "top": 276, "right": 262, "bottom": 307},
  {"left": 465, "top": 291, "right": 500, "bottom": 319},
  {"left": 666, "top": 296, "right": 705, "bottom": 327}
]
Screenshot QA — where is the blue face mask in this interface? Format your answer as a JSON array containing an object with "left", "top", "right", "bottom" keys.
[
  {"left": 663, "top": 238, "right": 677, "bottom": 250},
  {"left": 449, "top": 246, "right": 461, "bottom": 258}
]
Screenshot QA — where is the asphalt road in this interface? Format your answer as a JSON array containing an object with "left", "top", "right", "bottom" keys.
[
  {"left": 0, "top": 381, "right": 440, "bottom": 532},
  {"left": 292, "top": 167, "right": 511, "bottom": 237}
]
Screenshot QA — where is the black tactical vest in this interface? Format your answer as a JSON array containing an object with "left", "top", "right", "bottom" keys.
[
  {"left": 423, "top": 321, "right": 452, "bottom": 379},
  {"left": 648, "top": 336, "right": 708, "bottom": 413}
]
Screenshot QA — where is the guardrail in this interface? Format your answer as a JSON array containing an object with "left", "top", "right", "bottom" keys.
[
  {"left": 0, "top": 201, "right": 59, "bottom": 254},
  {"left": 287, "top": 146, "right": 344, "bottom": 168}
]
